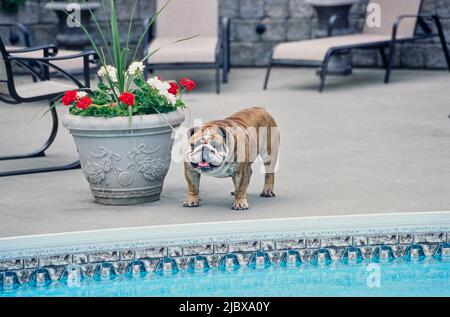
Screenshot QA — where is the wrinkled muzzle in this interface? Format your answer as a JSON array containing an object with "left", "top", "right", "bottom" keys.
[{"left": 186, "top": 142, "right": 227, "bottom": 171}]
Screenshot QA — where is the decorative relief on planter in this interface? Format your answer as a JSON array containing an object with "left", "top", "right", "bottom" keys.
[
  {"left": 81, "top": 146, "right": 122, "bottom": 185},
  {"left": 81, "top": 144, "right": 171, "bottom": 186},
  {"left": 127, "top": 144, "right": 171, "bottom": 181}
]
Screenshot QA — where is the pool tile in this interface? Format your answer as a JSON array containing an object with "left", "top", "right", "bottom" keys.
[
  {"left": 206, "top": 255, "right": 221, "bottom": 267},
  {"left": 306, "top": 238, "right": 320, "bottom": 248},
  {"left": 299, "top": 249, "right": 314, "bottom": 262},
  {"left": 392, "top": 245, "right": 407, "bottom": 258},
  {"left": 214, "top": 244, "right": 228, "bottom": 254},
  {"left": 414, "top": 232, "right": 446, "bottom": 243},
  {"left": 113, "top": 262, "right": 129, "bottom": 275},
  {"left": 135, "top": 247, "right": 167, "bottom": 259},
  {"left": 142, "top": 259, "right": 160, "bottom": 272},
  {"left": 353, "top": 236, "right": 368, "bottom": 246},
  {"left": 24, "top": 258, "right": 38, "bottom": 269},
  {"left": 329, "top": 248, "right": 346, "bottom": 261},
  {"left": 421, "top": 244, "right": 439, "bottom": 257},
  {"left": 175, "top": 257, "right": 190, "bottom": 270},
  {"left": 236, "top": 253, "right": 253, "bottom": 265},
  {"left": 368, "top": 235, "right": 398, "bottom": 245},
  {"left": 16, "top": 270, "right": 32, "bottom": 284},
  {"left": 39, "top": 254, "right": 72, "bottom": 267},
  {"left": 168, "top": 247, "right": 183, "bottom": 257},
  {"left": 73, "top": 254, "right": 88, "bottom": 264},
  {"left": 276, "top": 239, "right": 305, "bottom": 250},
  {"left": 120, "top": 250, "right": 135, "bottom": 260},
  {"left": 267, "top": 251, "right": 283, "bottom": 264},
  {"left": 399, "top": 235, "right": 414, "bottom": 244},
  {"left": 0, "top": 259, "right": 23, "bottom": 271},
  {"left": 228, "top": 241, "right": 260, "bottom": 252},
  {"left": 80, "top": 264, "right": 96, "bottom": 278},
  {"left": 88, "top": 251, "right": 119, "bottom": 263},
  {"left": 183, "top": 244, "right": 213, "bottom": 256},
  {"left": 360, "top": 247, "right": 374, "bottom": 259},
  {"left": 321, "top": 236, "right": 352, "bottom": 248},
  {"left": 47, "top": 266, "right": 65, "bottom": 281},
  {"left": 261, "top": 241, "right": 275, "bottom": 251}
]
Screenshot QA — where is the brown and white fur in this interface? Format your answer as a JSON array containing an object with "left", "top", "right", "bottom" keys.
[{"left": 183, "top": 107, "right": 280, "bottom": 210}]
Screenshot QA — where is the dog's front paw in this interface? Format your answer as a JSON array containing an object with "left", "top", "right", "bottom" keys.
[
  {"left": 232, "top": 199, "right": 249, "bottom": 210},
  {"left": 183, "top": 196, "right": 200, "bottom": 207},
  {"left": 260, "top": 189, "right": 276, "bottom": 197}
]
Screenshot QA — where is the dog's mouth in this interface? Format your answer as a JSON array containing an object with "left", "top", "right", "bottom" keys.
[{"left": 191, "top": 162, "right": 219, "bottom": 171}]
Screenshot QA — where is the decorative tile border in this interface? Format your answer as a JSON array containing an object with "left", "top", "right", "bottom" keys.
[
  {"left": 1, "top": 212, "right": 449, "bottom": 289},
  {"left": 0, "top": 232, "right": 449, "bottom": 289}
]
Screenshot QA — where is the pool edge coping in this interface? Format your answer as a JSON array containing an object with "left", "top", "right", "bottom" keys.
[{"left": 1, "top": 210, "right": 449, "bottom": 260}]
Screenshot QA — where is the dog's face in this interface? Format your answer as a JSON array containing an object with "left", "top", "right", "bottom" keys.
[{"left": 186, "top": 125, "right": 228, "bottom": 174}]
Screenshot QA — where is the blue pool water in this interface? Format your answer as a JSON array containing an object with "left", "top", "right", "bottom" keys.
[{"left": 1, "top": 258, "right": 449, "bottom": 297}]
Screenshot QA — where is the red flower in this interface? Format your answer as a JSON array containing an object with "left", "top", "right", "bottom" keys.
[
  {"left": 179, "top": 77, "right": 196, "bottom": 91},
  {"left": 168, "top": 82, "right": 179, "bottom": 95},
  {"left": 76, "top": 96, "right": 92, "bottom": 110},
  {"left": 62, "top": 90, "right": 78, "bottom": 106},
  {"left": 118, "top": 92, "right": 135, "bottom": 106}
]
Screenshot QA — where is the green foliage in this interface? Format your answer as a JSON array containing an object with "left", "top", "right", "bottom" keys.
[
  {"left": 1, "top": 0, "right": 26, "bottom": 13},
  {"left": 68, "top": 71, "right": 185, "bottom": 117}
]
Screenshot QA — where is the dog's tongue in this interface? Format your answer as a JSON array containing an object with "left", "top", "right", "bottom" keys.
[{"left": 198, "top": 162, "right": 210, "bottom": 168}]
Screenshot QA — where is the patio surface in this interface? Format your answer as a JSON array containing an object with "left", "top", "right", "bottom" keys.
[{"left": 1, "top": 68, "right": 450, "bottom": 238}]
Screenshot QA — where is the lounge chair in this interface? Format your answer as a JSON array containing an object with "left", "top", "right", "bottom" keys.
[
  {"left": 264, "top": 0, "right": 450, "bottom": 92},
  {"left": 145, "top": 0, "right": 230, "bottom": 94},
  {"left": 0, "top": 22, "right": 97, "bottom": 76},
  {"left": 0, "top": 37, "right": 98, "bottom": 177}
]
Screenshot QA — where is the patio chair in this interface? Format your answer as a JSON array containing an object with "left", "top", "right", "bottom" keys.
[
  {"left": 0, "top": 22, "right": 97, "bottom": 76},
  {"left": 263, "top": 0, "right": 450, "bottom": 92},
  {"left": 0, "top": 37, "right": 98, "bottom": 177},
  {"left": 145, "top": 0, "right": 230, "bottom": 94}
]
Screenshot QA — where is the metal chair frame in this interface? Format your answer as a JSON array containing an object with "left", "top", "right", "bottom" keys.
[{"left": 0, "top": 35, "right": 98, "bottom": 177}]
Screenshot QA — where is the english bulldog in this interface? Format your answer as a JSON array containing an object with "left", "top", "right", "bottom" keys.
[{"left": 183, "top": 107, "right": 280, "bottom": 210}]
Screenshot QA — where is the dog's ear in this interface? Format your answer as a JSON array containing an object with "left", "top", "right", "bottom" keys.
[
  {"left": 218, "top": 127, "right": 227, "bottom": 143},
  {"left": 187, "top": 127, "right": 196, "bottom": 138}
]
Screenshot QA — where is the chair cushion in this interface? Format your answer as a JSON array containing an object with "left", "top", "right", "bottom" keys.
[
  {"left": 147, "top": 37, "right": 218, "bottom": 64},
  {"left": 15, "top": 81, "right": 78, "bottom": 99},
  {"left": 272, "top": 34, "right": 392, "bottom": 62},
  {"left": 6, "top": 46, "right": 96, "bottom": 72}
]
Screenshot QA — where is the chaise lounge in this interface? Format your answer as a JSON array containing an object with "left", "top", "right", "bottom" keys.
[{"left": 263, "top": 0, "right": 450, "bottom": 92}]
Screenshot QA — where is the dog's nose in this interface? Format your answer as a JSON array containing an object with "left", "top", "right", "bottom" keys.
[{"left": 202, "top": 147, "right": 208, "bottom": 162}]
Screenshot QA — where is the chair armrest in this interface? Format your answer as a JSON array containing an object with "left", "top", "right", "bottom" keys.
[
  {"left": 7, "top": 44, "right": 58, "bottom": 57},
  {"left": 328, "top": 13, "right": 365, "bottom": 36},
  {"left": 8, "top": 50, "right": 98, "bottom": 62},
  {"left": 0, "top": 22, "right": 31, "bottom": 46},
  {"left": 391, "top": 14, "right": 437, "bottom": 41},
  {"left": 8, "top": 50, "right": 99, "bottom": 88}
]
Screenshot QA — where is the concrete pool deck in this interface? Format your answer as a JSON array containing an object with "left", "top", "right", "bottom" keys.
[{"left": 1, "top": 68, "right": 450, "bottom": 238}]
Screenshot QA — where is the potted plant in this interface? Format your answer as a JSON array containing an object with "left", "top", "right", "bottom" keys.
[{"left": 60, "top": 0, "right": 194, "bottom": 205}]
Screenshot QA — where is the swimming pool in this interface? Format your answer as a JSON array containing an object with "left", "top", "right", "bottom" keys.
[
  {"left": 1, "top": 213, "right": 449, "bottom": 297},
  {"left": 1, "top": 256, "right": 449, "bottom": 297}
]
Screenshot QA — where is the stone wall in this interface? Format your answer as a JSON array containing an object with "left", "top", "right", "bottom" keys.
[{"left": 1, "top": 0, "right": 449, "bottom": 69}]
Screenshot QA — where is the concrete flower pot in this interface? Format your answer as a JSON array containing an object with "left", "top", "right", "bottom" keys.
[{"left": 63, "top": 110, "right": 185, "bottom": 205}]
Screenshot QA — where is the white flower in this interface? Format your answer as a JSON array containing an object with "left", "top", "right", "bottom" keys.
[
  {"left": 162, "top": 91, "right": 176, "bottom": 105},
  {"left": 146, "top": 76, "right": 177, "bottom": 105},
  {"left": 127, "top": 61, "right": 145, "bottom": 75},
  {"left": 146, "top": 76, "right": 169, "bottom": 91},
  {"left": 97, "top": 65, "right": 117, "bottom": 82},
  {"left": 77, "top": 91, "right": 87, "bottom": 98}
]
